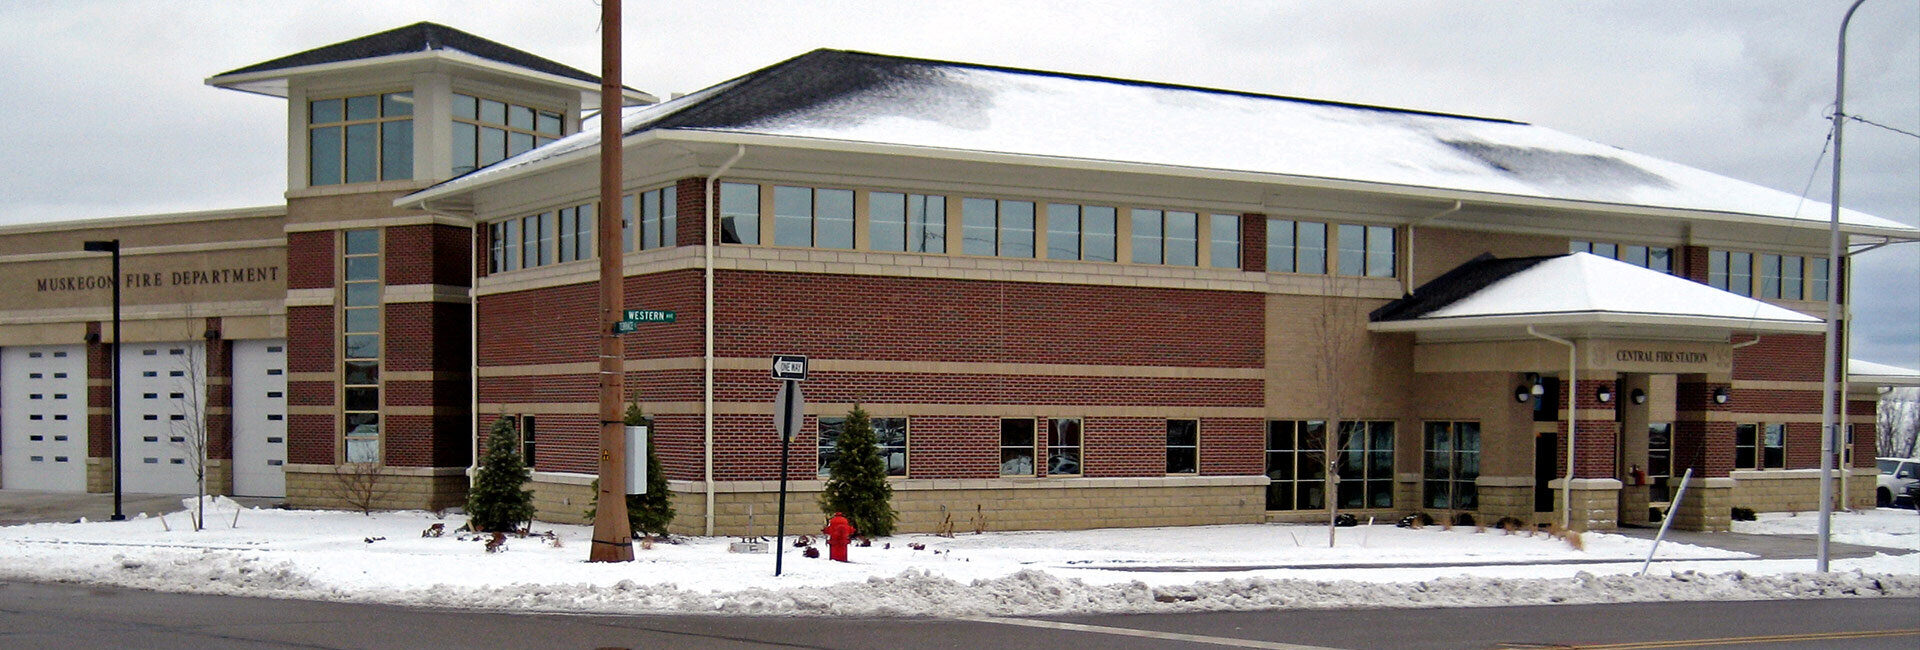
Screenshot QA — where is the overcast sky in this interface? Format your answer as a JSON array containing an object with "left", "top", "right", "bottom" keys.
[{"left": 0, "top": 1, "right": 1914, "bottom": 368}]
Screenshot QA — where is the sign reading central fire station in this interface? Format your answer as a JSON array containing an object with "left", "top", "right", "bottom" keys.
[{"left": 772, "top": 355, "right": 808, "bottom": 381}]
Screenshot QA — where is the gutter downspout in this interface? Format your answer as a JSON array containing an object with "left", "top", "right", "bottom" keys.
[
  {"left": 1406, "top": 201, "right": 1462, "bottom": 295},
  {"left": 703, "top": 145, "right": 746, "bottom": 536},
  {"left": 420, "top": 199, "right": 483, "bottom": 486},
  {"left": 1528, "top": 326, "right": 1576, "bottom": 531}
]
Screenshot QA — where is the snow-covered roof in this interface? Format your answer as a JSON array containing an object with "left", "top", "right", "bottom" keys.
[
  {"left": 404, "top": 50, "right": 1917, "bottom": 236},
  {"left": 1371, "top": 252, "right": 1824, "bottom": 334},
  {"left": 1851, "top": 359, "right": 1920, "bottom": 387}
]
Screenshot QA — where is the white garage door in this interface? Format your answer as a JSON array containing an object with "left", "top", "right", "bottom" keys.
[
  {"left": 231, "top": 339, "right": 287, "bottom": 497},
  {"left": 1, "top": 345, "right": 88, "bottom": 492},
  {"left": 120, "top": 341, "right": 205, "bottom": 495}
]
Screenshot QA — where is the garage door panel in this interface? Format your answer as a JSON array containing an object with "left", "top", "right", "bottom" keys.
[
  {"left": 2, "top": 345, "right": 88, "bottom": 492},
  {"left": 120, "top": 342, "right": 204, "bottom": 495},
  {"left": 232, "top": 339, "right": 287, "bottom": 497}
]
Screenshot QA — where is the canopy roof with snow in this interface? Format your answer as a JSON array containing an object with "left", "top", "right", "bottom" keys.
[
  {"left": 1851, "top": 359, "right": 1920, "bottom": 387},
  {"left": 404, "top": 49, "right": 1916, "bottom": 238},
  {"left": 1370, "top": 252, "right": 1824, "bottom": 337}
]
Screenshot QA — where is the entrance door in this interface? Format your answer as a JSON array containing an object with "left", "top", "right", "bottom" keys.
[
  {"left": 1534, "top": 431, "right": 1556, "bottom": 512},
  {"left": 120, "top": 341, "right": 205, "bottom": 495},
  {"left": 1, "top": 345, "right": 88, "bottom": 491},
  {"left": 231, "top": 340, "right": 287, "bottom": 497}
]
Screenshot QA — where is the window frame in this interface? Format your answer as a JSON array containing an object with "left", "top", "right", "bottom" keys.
[
  {"left": 962, "top": 198, "right": 1036, "bottom": 258},
  {"left": 1166, "top": 418, "right": 1199, "bottom": 474},
  {"left": 1422, "top": 421, "right": 1480, "bottom": 510},
  {"left": 1046, "top": 417, "right": 1083, "bottom": 477},
  {"left": 1000, "top": 418, "right": 1037, "bottom": 476},
  {"left": 449, "top": 93, "right": 563, "bottom": 176},
  {"left": 817, "top": 415, "right": 909, "bottom": 478},
  {"left": 308, "top": 92, "right": 414, "bottom": 186},
  {"left": 871, "top": 192, "right": 948, "bottom": 254}
]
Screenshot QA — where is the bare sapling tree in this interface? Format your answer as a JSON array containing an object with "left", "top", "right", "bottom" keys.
[
  {"left": 1878, "top": 387, "right": 1919, "bottom": 459},
  {"left": 1314, "top": 273, "right": 1373, "bottom": 547},
  {"left": 168, "top": 338, "right": 212, "bottom": 531}
]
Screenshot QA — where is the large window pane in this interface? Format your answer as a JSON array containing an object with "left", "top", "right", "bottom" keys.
[
  {"left": 1337, "top": 224, "right": 1366, "bottom": 276},
  {"left": 311, "top": 98, "right": 343, "bottom": 124},
  {"left": 1167, "top": 419, "right": 1198, "bottom": 474},
  {"left": 872, "top": 192, "right": 907, "bottom": 252},
  {"left": 1266, "top": 219, "right": 1295, "bottom": 272},
  {"left": 1131, "top": 209, "right": 1162, "bottom": 264},
  {"left": 1000, "top": 419, "right": 1035, "bottom": 476},
  {"left": 479, "top": 127, "right": 506, "bottom": 167},
  {"left": 719, "top": 182, "right": 759, "bottom": 244},
  {"left": 1046, "top": 204, "right": 1080, "bottom": 260},
  {"left": 773, "top": 186, "right": 812, "bottom": 247},
  {"left": 380, "top": 120, "right": 412, "bottom": 181},
  {"left": 381, "top": 92, "right": 413, "bottom": 117},
  {"left": 450, "top": 122, "right": 476, "bottom": 175},
  {"left": 1083, "top": 206, "right": 1116, "bottom": 262},
  {"left": 343, "top": 123, "right": 376, "bottom": 184},
  {"left": 963, "top": 198, "right": 996, "bottom": 256},
  {"left": 1366, "top": 226, "right": 1395, "bottom": 277},
  {"left": 344, "top": 95, "right": 377, "bottom": 121},
  {"left": 908, "top": 194, "right": 943, "bottom": 253},
  {"left": 816, "top": 188, "right": 854, "bottom": 249},
  {"left": 999, "top": 200, "right": 1034, "bottom": 257},
  {"left": 1209, "top": 214, "right": 1240, "bottom": 269},
  {"left": 1297, "top": 222, "right": 1326, "bottom": 274},
  {"left": 1047, "top": 418, "right": 1081, "bottom": 476},
  {"left": 309, "top": 126, "right": 341, "bottom": 186},
  {"left": 1165, "top": 211, "right": 1198, "bottom": 266}
]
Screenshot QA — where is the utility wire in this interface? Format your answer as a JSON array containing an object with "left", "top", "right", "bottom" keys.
[
  {"left": 1794, "top": 118, "right": 1837, "bottom": 217},
  {"left": 1842, "top": 113, "right": 1920, "bottom": 141}
]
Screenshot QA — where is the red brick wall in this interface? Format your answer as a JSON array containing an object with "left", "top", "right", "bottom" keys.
[
  {"left": 1549, "top": 379, "right": 1619, "bottom": 479},
  {"left": 204, "top": 326, "right": 233, "bottom": 461},
  {"left": 476, "top": 270, "right": 704, "bottom": 367},
  {"left": 1240, "top": 213, "right": 1266, "bottom": 272},
  {"left": 288, "top": 231, "right": 335, "bottom": 290},
  {"left": 1732, "top": 334, "right": 1828, "bottom": 382},
  {"left": 1678, "top": 245, "right": 1709, "bottom": 285},
  {"left": 86, "top": 323, "right": 111, "bottom": 458},
  {"left": 714, "top": 271, "right": 1264, "bottom": 367},
  {"left": 289, "top": 414, "right": 335, "bottom": 465},
  {"left": 385, "top": 224, "right": 474, "bottom": 287},
  {"left": 676, "top": 177, "right": 706, "bottom": 247},
  {"left": 1673, "top": 378, "right": 1734, "bottom": 478}
]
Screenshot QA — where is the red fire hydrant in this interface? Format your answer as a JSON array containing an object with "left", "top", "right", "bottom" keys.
[{"left": 822, "top": 512, "right": 856, "bottom": 562}]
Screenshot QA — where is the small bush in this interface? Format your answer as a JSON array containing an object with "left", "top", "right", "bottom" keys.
[{"left": 1731, "top": 506, "right": 1757, "bottom": 521}]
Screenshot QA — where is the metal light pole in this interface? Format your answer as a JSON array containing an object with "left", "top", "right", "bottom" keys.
[
  {"left": 82, "top": 239, "right": 124, "bottom": 522},
  {"left": 1816, "top": 0, "right": 1869, "bottom": 574}
]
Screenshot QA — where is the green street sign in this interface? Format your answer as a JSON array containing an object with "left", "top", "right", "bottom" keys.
[
  {"left": 623, "top": 309, "right": 676, "bottom": 323},
  {"left": 613, "top": 320, "right": 640, "bottom": 334}
]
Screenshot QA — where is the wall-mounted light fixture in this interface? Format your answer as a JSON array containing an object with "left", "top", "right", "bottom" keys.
[
  {"left": 1526, "top": 372, "right": 1544, "bottom": 396},
  {"left": 1514, "top": 385, "right": 1533, "bottom": 403},
  {"left": 1595, "top": 385, "right": 1614, "bottom": 404},
  {"left": 1712, "top": 387, "right": 1730, "bottom": 404},
  {"left": 1630, "top": 388, "right": 1648, "bottom": 405}
]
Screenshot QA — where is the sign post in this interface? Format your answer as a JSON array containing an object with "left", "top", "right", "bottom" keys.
[{"left": 772, "top": 355, "right": 807, "bottom": 576}]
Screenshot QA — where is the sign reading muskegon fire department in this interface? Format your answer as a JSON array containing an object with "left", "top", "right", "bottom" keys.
[{"left": 771, "top": 354, "right": 808, "bottom": 381}]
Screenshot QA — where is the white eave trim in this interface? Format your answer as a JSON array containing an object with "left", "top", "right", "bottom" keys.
[
  {"left": 1367, "top": 311, "right": 1826, "bottom": 334},
  {"left": 206, "top": 49, "right": 656, "bottom": 105},
  {"left": 397, "top": 128, "right": 1920, "bottom": 240}
]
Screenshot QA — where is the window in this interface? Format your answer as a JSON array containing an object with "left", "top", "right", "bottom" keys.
[
  {"left": 817, "top": 416, "right": 908, "bottom": 477},
  {"left": 1423, "top": 421, "right": 1479, "bottom": 509},
  {"left": 1047, "top": 418, "right": 1082, "bottom": 476},
  {"left": 1000, "top": 419, "right": 1036, "bottom": 476},
  {"left": 1760, "top": 254, "right": 1782, "bottom": 299},
  {"left": 450, "top": 94, "right": 561, "bottom": 176},
  {"left": 1809, "top": 257, "right": 1830, "bottom": 301},
  {"left": 637, "top": 186, "right": 678, "bottom": 251},
  {"left": 872, "top": 192, "right": 947, "bottom": 254},
  {"left": 557, "top": 204, "right": 594, "bottom": 263},
  {"left": 718, "top": 182, "right": 760, "bottom": 244},
  {"left": 1209, "top": 214, "right": 1241, "bottom": 269},
  {"left": 1734, "top": 423, "right": 1759, "bottom": 470},
  {"left": 309, "top": 92, "right": 412, "bottom": 186},
  {"left": 1266, "top": 420, "right": 1327, "bottom": 510},
  {"left": 520, "top": 212, "right": 553, "bottom": 269},
  {"left": 488, "top": 219, "right": 520, "bottom": 273},
  {"left": 1166, "top": 419, "right": 1198, "bottom": 474},
  {"left": 1044, "top": 204, "right": 1116, "bottom": 262},
  {"left": 774, "top": 186, "right": 854, "bottom": 249},
  {"left": 1336, "top": 224, "right": 1396, "bottom": 277},
  {"left": 520, "top": 415, "right": 536, "bottom": 469},
  {"left": 1131, "top": 209, "right": 1198, "bottom": 266},
  {"left": 1575, "top": 241, "right": 1673, "bottom": 273},
  {"left": 1780, "top": 256, "right": 1803, "bottom": 300},
  {"left": 1265, "top": 219, "right": 1327, "bottom": 274},
  {"left": 342, "top": 229, "right": 381, "bottom": 464},
  {"left": 1711, "top": 251, "right": 1753, "bottom": 296},
  {"left": 962, "top": 198, "right": 1036, "bottom": 258},
  {"left": 1763, "top": 423, "right": 1785, "bottom": 469},
  {"left": 1336, "top": 421, "right": 1396, "bottom": 509}
]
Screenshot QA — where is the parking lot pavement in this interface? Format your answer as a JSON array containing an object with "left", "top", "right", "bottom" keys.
[{"left": 0, "top": 490, "right": 282, "bottom": 526}]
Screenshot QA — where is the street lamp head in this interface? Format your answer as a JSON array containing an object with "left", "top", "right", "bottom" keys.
[{"left": 83, "top": 240, "right": 119, "bottom": 253}]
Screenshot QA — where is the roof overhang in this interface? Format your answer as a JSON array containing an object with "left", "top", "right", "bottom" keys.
[
  {"left": 206, "top": 49, "right": 656, "bottom": 108},
  {"left": 1369, "top": 311, "right": 1826, "bottom": 342},
  {"left": 397, "top": 128, "right": 1920, "bottom": 241}
]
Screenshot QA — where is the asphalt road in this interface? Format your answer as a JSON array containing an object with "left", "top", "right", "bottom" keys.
[{"left": 1, "top": 581, "right": 1914, "bottom": 649}]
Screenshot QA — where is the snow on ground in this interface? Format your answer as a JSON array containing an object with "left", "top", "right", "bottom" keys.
[
  {"left": 0, "top": 498, "right": 1915, "bottom": 616},
  {"left": 1734, "top": 507, "right": 1920, "bottom": 552}
]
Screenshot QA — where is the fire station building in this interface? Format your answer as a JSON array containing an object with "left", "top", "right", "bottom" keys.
[{"left": 2, "top": 23, "right": 1914, "bottom": 535}]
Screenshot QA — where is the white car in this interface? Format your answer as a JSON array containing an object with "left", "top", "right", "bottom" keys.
[{"left": 1878, "top": 457, "right": 1919, "bottom": 508}]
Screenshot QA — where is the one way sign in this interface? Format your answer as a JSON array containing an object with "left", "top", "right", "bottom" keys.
[{"left": 771, "top": 355, "right": 808, "bottom": 381}]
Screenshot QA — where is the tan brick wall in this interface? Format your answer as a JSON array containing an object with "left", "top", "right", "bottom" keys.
[
  {"left": 1476, "top": 484, "right": 1533, "bottom": 522},
  {"left": 1731, "top": 469, "right": 1877, "bottom": 513},
  {"left": 285, "top": 465, "right": 467, "bottom": 512},
  {"left": 532, "top": 478, "right": 1267, "bottom": 536},
  {"left": 1562, "top": 484, "right": 1619, "bottom": 532},
  {"left": 1670, "top": 481, "right": 1732, "bottom": 531}
]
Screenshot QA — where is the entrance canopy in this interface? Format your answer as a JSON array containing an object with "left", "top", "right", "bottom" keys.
[{"left": 1370, "top": 252, "right": 1823, "bottom": 341}]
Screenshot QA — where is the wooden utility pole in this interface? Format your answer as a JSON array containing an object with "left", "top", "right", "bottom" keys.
[{"left": 589, "top": 0, "right": 634, "bottom": 563}]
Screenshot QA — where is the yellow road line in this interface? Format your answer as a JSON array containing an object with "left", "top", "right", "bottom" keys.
[{"left": 963, "top": 615, "right": 1351, "bottom": 650}]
